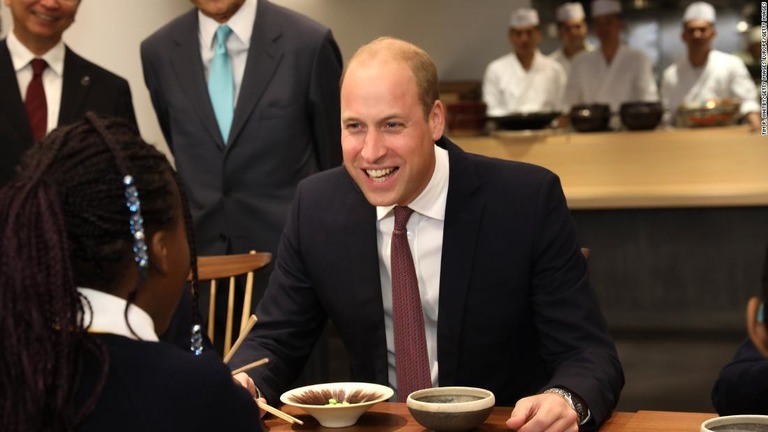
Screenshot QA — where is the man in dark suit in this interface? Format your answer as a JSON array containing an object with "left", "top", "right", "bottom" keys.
[
  {"left": 230, "top": 37, "right": 623, "bottom": 431},
  {"left": 0, "top": 0, "right": 136, "bottom": 185},
  {"left": 711, "top": 246, "right": 768, "bottom": 415},
  {"left": 140, "top": 0, "right": 342, "bottom": 351}
]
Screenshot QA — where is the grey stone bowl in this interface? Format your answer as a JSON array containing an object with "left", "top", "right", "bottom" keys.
[
  {"left": 406, "top": 387, "right": 495, "bottom": 432},
  {"left": 701, "top": 415, "right": 768, "bottom": 432}
]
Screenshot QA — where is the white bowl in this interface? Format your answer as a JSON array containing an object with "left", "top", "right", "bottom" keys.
[
  {"left": 280, "top": 382, "right": 393, "bottom": 428},
  {"left": 407, "top": 386, "right": 495, "bottom": 432},
  {"left": 701, "top": 415, "right": 768, "bottom": 432}
]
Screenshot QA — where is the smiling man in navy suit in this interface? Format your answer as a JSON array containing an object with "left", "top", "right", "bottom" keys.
[
  {"left": 0, "top": 0, "right": 136, "bottom": 185},
  {"left": 230, "top": 37, "right": 623, "bottom": 432}
]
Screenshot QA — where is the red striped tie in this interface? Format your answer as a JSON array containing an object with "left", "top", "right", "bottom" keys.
[
  {"left": 25, "top": 59, "right": 48, "bottom": 142},
  {"left": 391, "top": 206, "right": 431, "bottom": 400}
]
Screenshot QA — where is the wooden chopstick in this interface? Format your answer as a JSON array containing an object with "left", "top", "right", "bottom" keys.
[
  {"left": 223, "top": 314, "right": 257, "bottom": 364},
  {"left": 258, "top": 401, "right": 304, "bottom": 425},
  {"left": 230, "top": 358, "right": 269, "bottom": 376},
  {"left": 218, "top": 314, "right": 297, "bottom": 424}
]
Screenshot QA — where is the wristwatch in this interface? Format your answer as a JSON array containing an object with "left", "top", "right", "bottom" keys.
[{"left": 543, "top": 387, "right": 589, "bottom": 425}]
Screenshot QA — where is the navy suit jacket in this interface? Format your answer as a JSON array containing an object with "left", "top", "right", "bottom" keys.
[
  {"left": 712, "top": 339, "right": 768, "bottom": 415},
  {"left": 230, "top": 137, "right": 624, "bottom": 428},
  {"left": 76, "top": 334, "right": 261, "bottom": 431},
  {"left": 140, "top": 0, "right": 342, "bottom": 269},
  {"left": 0, "top": 40, "right": 136, "bottom": 185}
]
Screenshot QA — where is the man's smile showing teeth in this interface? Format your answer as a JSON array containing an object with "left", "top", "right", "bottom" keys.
[
  {"left": 365, "top": 168, "right": 398, "bottom": 183},
  {"left": 33, "top": 12, "right": 55, "bottom": 21}
]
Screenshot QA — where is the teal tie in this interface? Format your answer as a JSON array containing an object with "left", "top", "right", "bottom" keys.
[{"left": 208, "top": 25, "right": 234, "bottom": 143}]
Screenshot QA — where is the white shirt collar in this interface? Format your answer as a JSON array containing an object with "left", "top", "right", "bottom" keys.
[
  {"left": 376, "top": 144, "right": 450, "bottom": 222},
  {"left": 6, "top": 31, "right": 66, "bottom": 77},
  {"left": 198, "top": 0, "right": 257, "bottom": 50},
  {"left": 78, "top": 287, "right": 159, "bottom": 342}
]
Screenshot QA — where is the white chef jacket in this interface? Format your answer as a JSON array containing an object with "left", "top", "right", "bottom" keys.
[
  {"left": 565, "top": 45, "right": 659, "bottom": 112},
  {"left": 548, "top": 42, "right": 594, "bottom": 74},
  {"left": 482, "top": 50, "right": 567, "bottom": 116},
  {"left": 661, "top": 50, "right": 759, "bottom": 116}
]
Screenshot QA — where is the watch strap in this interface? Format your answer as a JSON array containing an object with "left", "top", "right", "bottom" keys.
[{"left": 542, "top": 387, "right": 589, "bottom": 424}]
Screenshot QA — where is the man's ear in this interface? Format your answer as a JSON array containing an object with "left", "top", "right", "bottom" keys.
[
  {"left": 746, "top": 297, "right": 768, "bottom": 358},
  {"left": 429, "top": 100, "right": 445, "bottom": 141},
  {"left": 148, "top": 230, "right": 171, "bottom": 275}
]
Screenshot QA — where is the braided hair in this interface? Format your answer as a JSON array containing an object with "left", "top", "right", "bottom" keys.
[{"left": 0, "top": 114, "right": 202, "bottom": 432}]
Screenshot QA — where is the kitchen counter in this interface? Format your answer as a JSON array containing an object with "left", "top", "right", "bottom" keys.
[
  {"left": 453, "top": 126, "right": 768, "bottom": 332},
  {"left": 451, "top": 126, "right": 767, "bottom": 209}
]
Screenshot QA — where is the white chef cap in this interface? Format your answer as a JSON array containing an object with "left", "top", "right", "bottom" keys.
[
  {"left": 556, "top": 3, "right": 586, "bottom": 22},
  {"left": 510, "top": 8, "right": 540, "bottom": 29},
  {"left": 591, "top": 0, "right": 621, "bottom": 17},
  {"left": 682, "top": 2, "right": 716, "bottom": 23}
]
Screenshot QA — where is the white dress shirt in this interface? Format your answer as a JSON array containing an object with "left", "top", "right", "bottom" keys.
[
  {"left": 661, "top": 49, "right": 759, "bottom": 116},
  {"left": 6, "top": 31, "right": 66, "bottom": 134},
  {"left": 565, "top": 45, "right": 659, "bottom": 112},
  {"left": 483, "top": 50, "right": 567, "bottom": 116},
  {"left": 198, "top": 0, "right": 257, "bottom": 107},
  {"left": 377, "top": 145, "right": 449, "bottom": 394},
  {"left": 78, "top": 287, "right": 159, "bottom": 341}
]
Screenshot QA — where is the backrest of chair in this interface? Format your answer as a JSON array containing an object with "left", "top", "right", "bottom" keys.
[{"left": 190, "top": 250, "right": 271, "bottom": 356}]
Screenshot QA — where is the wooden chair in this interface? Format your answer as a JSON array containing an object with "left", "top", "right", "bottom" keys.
[{"left": 188, "top": 250, "right": 272, "bottom": 356}]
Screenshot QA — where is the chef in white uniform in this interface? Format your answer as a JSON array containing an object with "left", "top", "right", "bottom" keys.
[
  {"left": 549, "top": 2, "right": 593, "bottom": 74},
  {"left": 482, "top": 7, "right": 567, "bottom": 116},
  {"left": 661, "top": 2, "right": 760, "bottom": 131},
  {"left": 564, "top": 0, "right": 658, "bottom": 114}
]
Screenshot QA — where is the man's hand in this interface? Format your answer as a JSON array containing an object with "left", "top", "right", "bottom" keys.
[
  {"left": 506, "top": 393, "right": 579, "bottom": 432},
  {"left": 233, "top": 372, "right": 267, "bottom": 418},
  {"left": 233, "top": 372, "right": 256, "bottom": 396}
]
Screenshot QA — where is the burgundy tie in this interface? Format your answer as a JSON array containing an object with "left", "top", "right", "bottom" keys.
[
  {"left": 25, "top": 59, "right": 48, "bottom": 142},
  {"left": 391, "top": 206, "right": 431, "bottom": 400}
]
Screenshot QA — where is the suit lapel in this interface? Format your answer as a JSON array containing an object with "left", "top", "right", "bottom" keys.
[
  {"left": 343, "top": 182, "right": 390, "bottom": 384},
  {"left": 436, "top": 139, "right": 483, "bottom": 385},
  {"left": 169, "top": 11, "right": 224, "bottom": 148},
  {"left": 59, "top": 48, "right": 94, "bottom": 126},
  {"left": 0, "top": 41, "right": 33, "bottom": 144},
  {"left": 227, "top": 0, "right": 282, "bottom": 149}
]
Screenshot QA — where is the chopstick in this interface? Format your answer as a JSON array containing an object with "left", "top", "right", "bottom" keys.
[
  {"left": 220, "top": 314, "right": 302, "bottom": 425},
  {"left": 258, "top": 401, "right": 304, "bottom": 425},
  {"left": 230, "top": 358, "right": 269, "bottom": 376},
  {"left": 223, "top": 314, "right": 257, "bottom": 364}
]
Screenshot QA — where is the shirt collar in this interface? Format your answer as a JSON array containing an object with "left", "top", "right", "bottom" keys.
[
  {"left": 78, "top": 287, "right": 159, "bottom": 342},
  {"left": 376, "top": 144, "right": 450, "bottom": 222},
  {"left": 6, "top": 31, "right": 66, "bottom": 76},
  {"left": 198, "top": 0, "right": 257, "bottom": 50}
]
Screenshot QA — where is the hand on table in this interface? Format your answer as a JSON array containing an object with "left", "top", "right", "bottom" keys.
[{"left": 506, "top": 393, "right": 578, "bottom": 432}]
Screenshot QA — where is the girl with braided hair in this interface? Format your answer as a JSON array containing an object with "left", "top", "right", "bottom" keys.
[{"left": 0, "top": 114, "right": 262, "bottom": 432}]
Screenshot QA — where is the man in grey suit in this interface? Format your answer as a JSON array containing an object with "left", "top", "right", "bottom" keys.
[
  {"left": 0, "top": 0, "right": 136, "bottom": 185},
  {"left": 140, "top": 0, "right": 342, "bottom": 357}
]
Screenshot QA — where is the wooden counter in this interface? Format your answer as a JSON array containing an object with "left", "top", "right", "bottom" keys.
[
  {"left": 263, "top": 403, "right": 716, "bottom": 431},
  {"left": 453, "top": 126, "right": 768, "bottom": 332},
  {"left": 451, "top": 126, "right": 768, "bottom": 209}
]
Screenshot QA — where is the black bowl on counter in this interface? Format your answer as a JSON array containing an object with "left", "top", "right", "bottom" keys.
[
  {"left": 620, "top": 102, "right": 663, "bottom": 131},
  {"left": 488, "top": 111, "right": 560, "bottom": 131},
  {"left": 569, "top": 104, "right": 611, "bottom": 132}
]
